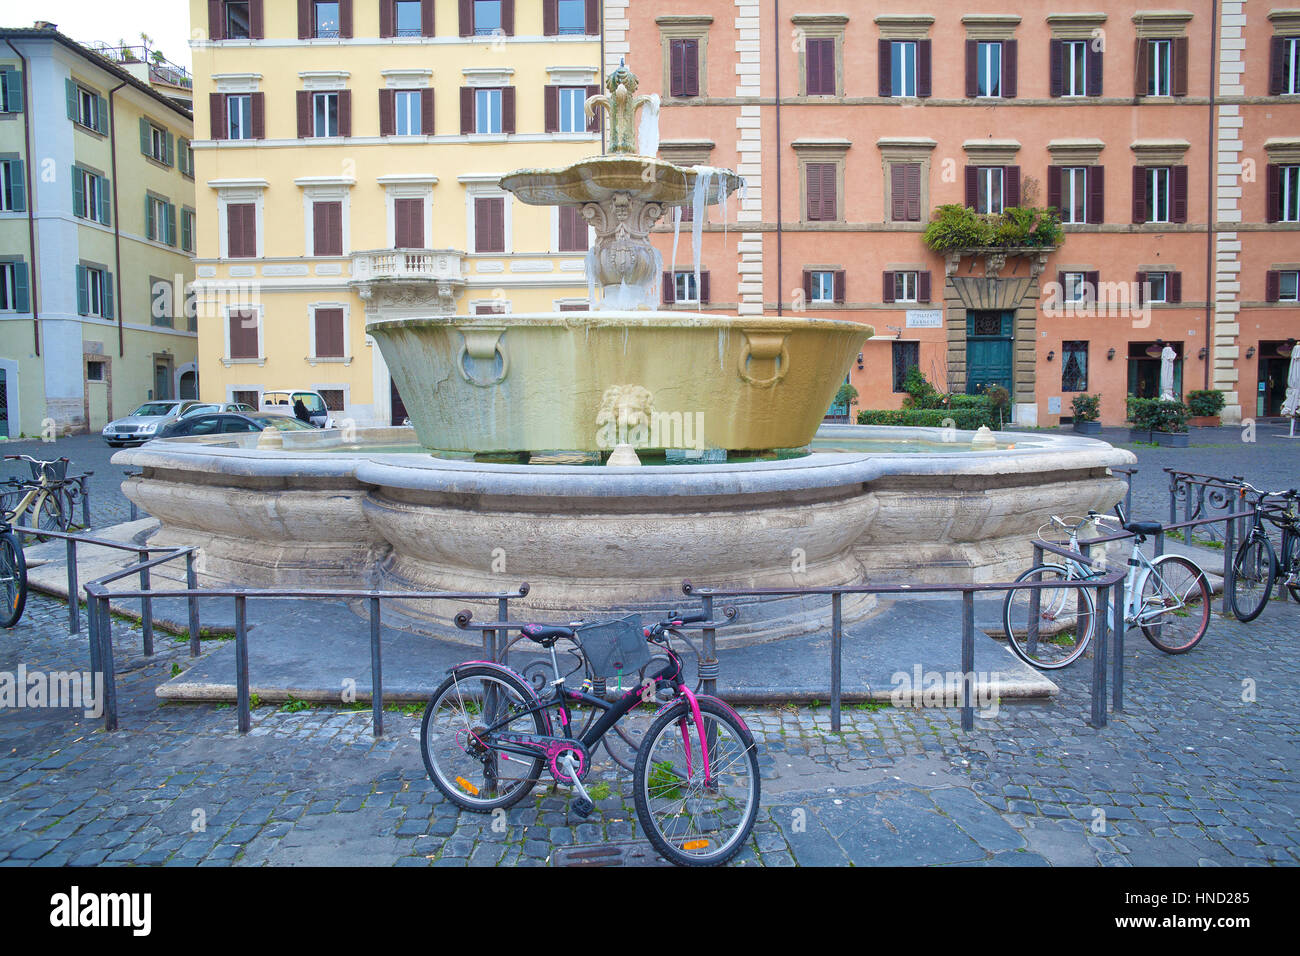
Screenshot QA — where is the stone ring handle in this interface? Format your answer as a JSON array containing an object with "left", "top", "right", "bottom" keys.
[
  {"left": 457, "top": 329, "right": 509, "bottom": 388},
  {"left": 738, "top": 330, "right": 790, "bottom": 388}
]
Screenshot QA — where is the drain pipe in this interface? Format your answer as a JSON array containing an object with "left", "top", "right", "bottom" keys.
[
  {"left": 5, "top": 38, "right": 39, "bottom": 356},
  {"left": 108, "top": 80, "right": 126, "bottom": 358},
  {"left": 774, "top": 0, "right": 783, "bottom": 316},
  {"left": 1204, "top": 0, "right": 1218, "bottom": 391}
]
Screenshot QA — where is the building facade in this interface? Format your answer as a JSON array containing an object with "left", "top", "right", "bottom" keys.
[
  {"left": 619, "top": 0, "right": 1300, "bottom": 426},
  {"left": 190, "top": 0, "right": 603, "bottom": 426},
  {"left": 0, "top": 25, "right": 198, "bottom": 438}
]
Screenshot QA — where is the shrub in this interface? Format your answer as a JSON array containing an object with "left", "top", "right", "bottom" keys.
[
  {"left": 901, "top": 366, "right": 943, "bottom": 409},
  {"left": 1070, "top": 394, "right": 1101, "bottom": 422},
  {"left": 1127, "top": 397, "right": 1190, "bottom": 433},
  {"left": 1187, "top": 389, "right": 1226, "bottom": 417},
  {"left": 856, "top": 407, "right": 1000, "bottom": 430},
  {"left": 833, "top": 382, "right": 859, "bottom": 409},
  {"left": 923, "top": 204, "right": 1064, "bottom": 254}
]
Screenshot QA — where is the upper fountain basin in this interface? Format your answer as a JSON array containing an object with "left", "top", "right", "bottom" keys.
[{"left": 499, "top": 157, "right": 744, "bottom": 209}]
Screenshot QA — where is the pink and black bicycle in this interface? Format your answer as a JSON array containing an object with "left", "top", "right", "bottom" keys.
[{"left": 420, "top": 610, "right": 761, "bottom": 866}]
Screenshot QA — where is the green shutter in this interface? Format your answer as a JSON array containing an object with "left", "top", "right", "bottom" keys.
[
  {"left": 139, "top": 117, "right": 150, "bottom": 156},
  {"left": 65, "top": 78, "right": 77, "bottom": 120},
  {"left": 96, "top": 95, "right": 108, "bottom": 133},
  {"left": 12, "top": 262, "right": 29, "bottom": 312},
  {"left": 72, "top": 166, "right": 85, "bottom": 217},
  {"left": 75, "top": 265, "right": 89, "bottom": 315},
  {"left": 145, "top": 196, "right": 156, "bottom": 239},
  {"left": 181, "top": 209, "right": 193, "bottom": 252},
  {"left": 7, "top": 161, "right": 24, "bottom": 212},
  {"left": 3, "top": 69, "right": 22, "bottom": 113},
  {"left": 165, "top": 203, "right": 177, "bottom": 246},
  {"left": 166, "top": 132, "right": 175, "bottom": 166},
  {"left": 180, "top": 138, "right": 190, "bottom": 176},
  {"left": 103, "top": 272, "right": 114, "bottom": 318},
  {"left": 98, "top": 176, "right": 111, "bottom": 226}
]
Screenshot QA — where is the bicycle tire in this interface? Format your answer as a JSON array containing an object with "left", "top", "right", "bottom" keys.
[
  {"left": 0, "top": 532, "right": 27, "bottom": 628},
  {"left": 1140, "top": 555, "right": 1211, "bottom": 652},
  {"left": 27, "top": 491, "right": 64, "bottom": 543},
  {"left": 1282, "top": 532, "right": 1300, "bottom": 604},
  {"left": 633, "top": 697, "right": 760, "bottom": 867},
  {"left": 420, "top": 663, "right": 547, "bottom": 813},
  {"left": 1229, "top": 534, "right": 1275, "bottom": 622},
  {"left": 604, "top": 629, "right": 703, "bottom": 772},
  {"left": 1001, "top": 564, "right": 1096, "bottom": 669},
  {"left": 56, "top": 485, "right": 78, "bottom": 530}
]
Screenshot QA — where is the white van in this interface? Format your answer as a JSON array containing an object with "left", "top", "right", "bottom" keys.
[{"left": 260, "top": 389, "right": 334, "bottom": 428}]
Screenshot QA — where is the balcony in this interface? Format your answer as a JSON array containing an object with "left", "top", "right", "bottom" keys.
[{"left": 351, "top": 249, "right": 466, "bottom": 316}]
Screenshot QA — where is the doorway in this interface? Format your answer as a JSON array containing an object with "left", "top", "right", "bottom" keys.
[
  {"left": 178, "top": 368, "right": 198, "bottom": 400},
  {"left": 154, "top": 358, "right": 174, "bottom": 401},
  {"left": 1257, "top": 342, "right": 1293, "bottom": 417},
  {"left": 965, "top": 311, "right": 1014, "bottom": 395},
  {"left": 1128, "top": 342, "right": 1184, "bottom": 400}
]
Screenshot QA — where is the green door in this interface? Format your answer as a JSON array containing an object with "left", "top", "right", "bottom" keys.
[{"left": 966, "top": 312, "right": 1014, "bottom": 395}]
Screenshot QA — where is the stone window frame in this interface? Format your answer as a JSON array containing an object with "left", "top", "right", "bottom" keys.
[
  {"left": 1130, "top": 138, "right": 1191, "bottom": 167},
  {"left": 792, "top": 14, "right": 849, "bottom": 97},
  {"left": 878, "top": 138, "right": 936, "bottom": 226},
  {"left": 222, "top": 303, "right": 265, "bottom": 367},
  {"left": 459, "top": 173, "right": 513, "bottom": 255},
  {"left": 1132, "top": 10, "right": 1194, "bottom": 39},
  {"left": 874, "top": 15, "right": 934, "bottom": 40},
  {"left": 1046, "top": 12, "right": 1108, "bottom": 39},
  {"left": 307, "top": 300, "right": 353, "bottom": 365},
  {"left": 962, "top": 14, "right": 1021, "bottom": 40},
  {"left": 793, "top": 139, "right": 851, "bottom": 225},
  {"left": 295, "top": 176, "right": 355, "bottom": 259},
  {"left": 210, "top": 178, "right": 269, "bottom": 260},
  {"left": 1264, "top": 136, "right": 1300, "bottom": 165},
  {"left": 377, "top": 174, "right": 438, "bottom": 250},
  {"left": 657, "top": 16, "right": 712, "bottom": 100}
]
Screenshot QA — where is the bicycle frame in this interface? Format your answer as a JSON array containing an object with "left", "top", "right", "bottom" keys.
[{"left": 1059, "top": 524, "right": 1189, "bottom": 629}]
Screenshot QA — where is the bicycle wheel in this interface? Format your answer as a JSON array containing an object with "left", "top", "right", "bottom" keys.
[
  {"left": 1282, "top": 532, "right": 1300, "bottom": 603},
  {"left": 57, "top": 485, "right": 78, "bottom": 530},
  {"left": 420, "top": 664, "right": 548, "bottom": 813},
  {"left": 1140, "top": 555, "right": 1211, "bottom": 653},
  {"left": 1001, "top": 564, "right": 1095, "bottom": 669},
  {"left": 604, "top": 630, "right": 703, "bottom": 772},
  {"left": 0, "top": 532, "right": 27, "bottom": 628},
  {"left": 1229, "top": 535, "right": 1275, "bottom": 623},
  {"left": 633, "top": 697, "right": 760, "bottom": 867},
  {"left": 30, "top": 491, "right": 64, "bottom": 543}
]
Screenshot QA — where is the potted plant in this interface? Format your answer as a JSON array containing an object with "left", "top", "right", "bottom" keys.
[
  {"left": 1127, "top": 397, "right": 1191, "bottom": 446},
  {"left": 1187, "top": 389, "right": 1226, "bottom": 427},
  {"left": 1070, "top": 393, "right": 1101, "bottom": 434}
]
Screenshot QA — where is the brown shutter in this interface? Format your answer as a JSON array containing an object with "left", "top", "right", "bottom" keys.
[
  {"left": 502, "top": 87, "right": 516, "bottom": 134},
  {"left": 502, "top": 0, "right": 515, "bottom": 36},
  {"left": 1271, "top": 37, "right": 1286, "bottom": 95},
  {"left": 251, "top": 0, "right": 265, "bottom": 37},
  {"left": 1057, "top": 271, "right": 1066, "bottom": 297},
  {"left": 558, "top": 205, "right": 572, "bottom": 250},
  {"left": 459, "top": 0, "right": 472, "bottom": 36},
  {"left": 662, "top": 272, "right": 675, "bottom": 304},
  {"left": 379, "top": 90, "right": 395, "bottom": 136},
  {"left": 250, "top": 93, "right": 265, "bottom": 139},
  {"left": 298, "top": 0, "right": 311, "bottom": 39},
  {"left": 917, "top": 40, "right": 932, "bottom": 98},
  {"left": 421, "top": 88, "right": 434, "bottom": 133},
  {"left": 474, "top": 198, "right": 487, "bottom": 251},
  {"left": 1169, "top": 271, "right": 1183, "bottom": 304},
  {"left": 1267, "top": 164, "right": 1281, "bottom": 223},
  {"left": 1046, "top": 165, "right": 1062, "bottom": 211},
  {"left": 699, "top": 271, "right": 711, "bottom": 305},
  {"left": 685, "top": 40, "right": 700, "bottom": 96},
  {"left": 339, "top": 0, "right": 353, "bottom": 38},
  {"left": 906, "top": 164, "right": 921, "bottom": 221},
  {"left": 227, "top": 204, "right": 243, "bottom": 257},
  {"left": 822, "top": 163, "right": 837, "bottom": 220},
  {"left": 802, "top": 270, "right": 813, "bottom": 302},
  {"left": 230, "top": 310, "right": 258, "bottom": 358},
  {"left": 491, "top": 199, "right": 504, "bottom": 251},
  {"left": 586, "top": 0, "right": 599, "bottom": 35},
  {"left": 883, "top": 272, "right": 896, "bottom": 303},
  {"left": 297, "top": 90, "right": 312, "bottom": 138},
  {"left": 460, "top": 87, "right": 474, "bottom": 134},
  {"left": 965, "top": 165, "right": 978, "bottom": 208},
  {"left": 338, "top": 90, "right": 351, "bottom": 136},
  {"left": 244, "top": 206, "right": 257, "bottom": 257},
  {"left": 806, "top": 164, "right": 821, "bottom": 220},
  {"left": 806, "top": 37, "right": 821, "bottom": 93},
  {"left": 918, "top": 272, "right": 932, "bottom": 303},
  {"left": 1087, "top": 43, "right": 1103, "bottom": 96},
  {"left": 1086, "top": 271, "right": 1100, "bottom": 303},
  {"left": 1049, "top": 39, "right": 1064, "bottom": 97},
  {"left": 1135, "top": 272, "right": 1146, "bottom": 306},
  {"left": 879, "top": 39, "right": 892, "bottom": 96},
  {"left": 210, "top": 93, "right": 225, "bottom": 140},
  {"left": 543, "top": 0, "right": 557, "bottom": 36},
  {"left": 208, "top": 0, "right": 225, "bottom": 41},
  {"left": 544, "top": 86, "right": 558, "bottom": 133},
  {"left": 315, "top": 308, "right": 345, "bottom": 357},
  {"left": 891, "top": 164, "right": 907, "bottom": 220},
  {"left": 396, "top": 198, "right": 423, "bottom": 247},
  {"left": 670, "top": 39, "right": 685, "bottom": 97},
  {"left": 834, "top": 270, "right": 847, "bottom": 304},
  {"left": 1173, "top": 36, "right": 1189, "bottom": 96},
  {"left": 1172, "top": 165, "right": 1188, "bottom": 223},
  {"left": 1087, "top": 166, "right": 1105, "bottom": 224},
  {"left": 313, "top": 202, "right": 329, "bottom": 255},
  {"left": 1135, "top": 39, "right": 1149, "bottom": 96},
  {"left": 1002, "top": 39, "right": 1018, "bottom": 98},
  {"left": 421, "top": 0, "right": 435, "bottom": 36},
  {"left": 965, "top": 40, "right": 978, "bottom": 97},
  {"left": 1132, "top": 166, "right": 1147, "bottom": 223},
  {"left": 380, "top": 0, "right": 394, "bottom": 37},
  {"left": 586, "top": 85, "right": 600, "bottom": 131},
  {"left": 1266, "top": 270, "right": 1281, "bottom": 302}
]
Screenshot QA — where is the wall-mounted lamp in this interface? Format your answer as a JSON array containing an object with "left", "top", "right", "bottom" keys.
[
  {"left": 1046, "top": 350, "right": 1055, "bottom": 362},
  {"left": 857, "top": 352, "right": 864, "bottom": 370},
  {"left": 1107, "top": 348, "right": 1116, "bottom": 361},
  {"left": 1246, "top": 346, "right": 1256, "bottom": 359},
  {"left": 1198, "top": 346, "right": 1208, "bottom": 360}
]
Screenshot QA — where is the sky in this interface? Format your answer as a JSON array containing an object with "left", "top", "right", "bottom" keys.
[{"left": 4, "top": 0, "right": 197, "bottom": 69}]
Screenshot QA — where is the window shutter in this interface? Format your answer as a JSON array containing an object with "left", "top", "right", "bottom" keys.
[
  {"left": 2, "top": 68, "right": 23, "bottom": 113},
  {"left": 103, "top": 272, "right": 114, "bottom": 318},
  {"left": 823, "top": 163, "right": 838, "bottom": 220},
  {"left": 250, "top": 0, "right": 265, "bottom": 38},
  {"left": 250, "top": 93, "right": 265, "bottom": 139},
  {"left": 685, "top": 40, "right": 700, "bottom": 97},
  {"left": 7, "top": 160, "right": 25, "bottom": 212},
  {"left": 586, "top": 85, "right": 600, "bottom": 131},
  {"left": 558, "top": 205, "right": 572, "bottom": 250},
  {"left": 315, "top": 308, "right": 345, "bottom": 358},
  {"left": 297, "top": 91, "right": 312, "bottom": 137},
  {"left": 1085, "top": 271, "right": 1100, "bottom": 303},
  {"left": 1135, "top": 39, "right": 1149, "bottom": 96},
  {"left": 834, "top": 270, "right": 847, "bottom": 304},
  {"left": 806, "top": 165, "right": 821, "bottom": 220},
  {"left": 338, "top": 90, "right": 352, "bottom": 137},
  {"left": 230, "top": 311, "right": 259, "bottom": 359},
  {"left": 662, "top": 272, "right": 675, "bottom": 304},
  {"left": 906, "top": 164, "right": 922, "bottom": 221},
  {"left": 502, "top": 87, "right": 516, "bottom": 134},
  {"left": 878, "top": 40, "right": 892, "bottom": 96},
  {"left": 1266, "top": 270, "right": 1281, "bottom": 302},
  {"left": 917, "top": 271, "right": 931, "bottom": 303},
  {"left": 76, "top": 265, "right": 89, "bottom": 315},
  {"left": 210, "top": 93, "right": 225, "bottom": 139},
  {"left": 167, "top": 203, "right": 178, "bottom": 246},
  {"left": 421, "top": 0, "right": 435, "bottom": 35},
  {"left": 72, "top": 167, "right": 84, "bottom": 218},
  {"left": 182, "top": 209, "right": 193, "bottom": 252},
  {"left": 313, "top": 202, "right": 339, "bottom": 256},
  {"left": 459, "top": 0, "right": 472, "bottom": 36},
  {"left": 395, "top": 197, "right": 422, "bottom": 247},
  {"left": 1087, "top": 44, "right": 1103, "bottom": 96},
  {"left": 882, "top": 272, "right": 896, "bottom": 304},
  {"left": 502, "top": 0, "right": 515, "bottom": 36},
  {"left": 166, "top": 132, "right": 175, "bottom": 166},
  {"left": 1049, "top": 39, "right": 1064, "bottom": 97},
  {"left": 890, "top": 164, "right": 907, "bottom": 221},
  {"left": 243, "top": 204, "right": 257, "bottom": 256},
  {"left": 670, "top": 40, "right": 685, "bottom": 97},
  {"left": 339, "top": 0, "right": 353, "bottom": 38},
  {"left": 1002, "top": 39, "right": 1018, "bottom": 98},
  {"left": 178, "top": 137, "right": 188, "bottom": 176},
  {"left": 380, "top": 0, "right": 395, "bottom": 37},
  {"left": 98, "top": 176, "right": 111, "bottom": 225},
  {"left": 699, "top": 271, "right": 711, "bottom": 305},
  {"left": 96, "top": 96, "right": 108, "bottom": 134},
  {"left": 965, "top": 40, "right": 978, "bottom": 97},
  {"left": 491, "top": 199, "right": 505, "bottom": 251},
  {"left": 802, "top": 270, "right": 813, "bottom": 302},
  {"left": 1046, "top": 166, "right": 1062, "bottom": 212},
  {"left": 1057, "top": 272, "right": 1066, "bottom": 302},
  {"left": 421, "top": 88, "right": 434, "bottom": 134},
  {"left": 473, "top": 198, "right": 487, "bottom": 251},
  {"left": 1266, "top": 164, "right": 1281, "bottom": 223},
  {"left": 917, "top": 40, "right": 932, "bottom": 98},
  {"left": 806, "top": 37, "right": 820, "bottom": 94},
  {"left": 379, "top": 89, "right": 395, "bottom": 136},
  {"left": 12, "top": 262, "right": 28, "bottom": 312},
  {"left": 1271, "top": 37, "right": 1286, "bottom": 95},
  {"left": 543, "top": 0, "right": 557, "bottom": 36},
  {"left": 146, "top": 196, "right": 156, "bottom": 239},
  {"left": 298, "top": 0, "right": 311, "bottom": 39},
  {"left": 139, "top": 117, "right": 151, "bottom": 156},
  {"left": 1172, "top": 36, "right": 1189, "bottom": 96},
  {"left": 1172, "top": 165, "right": 1188, "bottom": 223},
  {"left": 65, "top": 78, "right": 77, "bottom": 120},
  {"left": 460, "top": 87, "right": 474, "bottom": 133},
  {"left": 1132, "top": 166, "right": 1147, "bottom": 223},
  {"left": 586, "top": 0, "right": 599, "bottom": 34},
  {"left": 208, "top": 0, "right": 225, "bottom": 41},
  {"left": 1169, "top": 271, "right": 1183, "bottom": 304},
  {"left": 1135, "top": 272, "right": 1146, "bottom": 306},
  {"left": 544, "top": 86, "right": 558, "bottom": 133},
  {"left": 964, "top": 165, "right": 978, "bottom": 208},
  {"left": 1086, "top": 166, "right": 1105, "bottom": 224}
]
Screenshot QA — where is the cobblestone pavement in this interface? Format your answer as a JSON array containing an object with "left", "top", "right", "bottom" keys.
[{"left": 1, "top": 591, "right": 1296, "bottom": 866}]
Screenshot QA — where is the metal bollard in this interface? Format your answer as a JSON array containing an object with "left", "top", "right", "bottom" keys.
[
  {"left": 1090, "top": 584, "right": 1110, "bottom": 729},
  {"left": 1112, "top": 572, "right": 1126, "bottom": 712},
  {"left": 138, "top": 555, "right": 154, "bottom": 657},
  {"left": 98, "top": 595, "right": 118, "bottom": 732},
  {"left": 66, "top": 537, "right": 79, "bottom": 635},
  {"left": 960, "top": 589, "right": 975, "bottom": 732},
  {"left": 830, "top": 592, "right": 842, "bottom": 732},
  {"left": 186, "top": 551, "right": 201, "bottom": 656},
  {"left": 234, "top": 594, "right": 250, "bottom": 734},
  {"left": 369, "top": 597, "right": 384, "bottom": 739}
]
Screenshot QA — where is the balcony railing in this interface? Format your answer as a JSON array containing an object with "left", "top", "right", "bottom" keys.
[{"left": 351, "top": 249, "right": 466, "bottom": 282}]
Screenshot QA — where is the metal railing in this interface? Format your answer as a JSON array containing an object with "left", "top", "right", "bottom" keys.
[{"left": 1166, "top": 469, "right": 1247, "bottom": 545}]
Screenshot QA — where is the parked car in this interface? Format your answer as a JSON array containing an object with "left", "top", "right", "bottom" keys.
[
  {"left": 102, "top": 400, "right": 207, "bottom": 446},
  {"left": 179, "top": 402, "right": 258, "bottom": 419},
  {"left": 157, "top": 412, "right": 319, "bottom": 439},
  {"left": 260, "top": 390, "right": 334, "bottom": 428}
]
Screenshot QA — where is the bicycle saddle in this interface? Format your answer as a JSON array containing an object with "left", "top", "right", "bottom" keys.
[
  {"left": 520, "top": 623, "right": 575, "bottom": 646},
  {"left": 1124, "top": 521, "right": 1163, "bottom": 537}
]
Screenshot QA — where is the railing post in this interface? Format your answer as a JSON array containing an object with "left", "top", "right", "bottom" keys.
[
  {"left": 1112, "top": 570, "right": 1125, "bottom": 713},
  {"left": 700, "top": 591, "right": 717, "bottom": 699},
  {"left": 830, "top": 592, "right": 842, "bottom": 733},
  {"left": 1168, "top": 472, "right": 1178, "bottom": 527},
  {"left": 960, "top": 589, "right": 975, "bottom": 732},
  {"left": 370, "top": 596, "right": 384, "bottom": 738},
  {"left": 496, "top": 596, "right": 510, "bottom": 663},
  {"left": 186, "top": 551, "right": 201, "bottom": 656},
  {"left": 1090, "top": 583, "right": 1110, "bottom": 729},
  {"left": 1027, "top": 543, "right": 1043, "bottom": 657},
  {"left": 234, "top": 594, "right": 250, "bottom": 734},
  {"left": 138, "top": 554, "right": 154, "bottom": 657},
  {"left": 98, "top": 595, "right": 118, "bottom": 732},
  {"left": 1222, "top": 507, "right": 1237, "bottom": 616},
  {"left": 81, "top": 476, "right": 91, "bottom": 528},
  {"left": 66, "top": 536, "right": 79, "bottom": 635},
  {"left": 86, "top": 584, "right": 101, "bottom": 679},
  {"left": 1125, "top": 469, "right": 1135, "bottom": 521}
]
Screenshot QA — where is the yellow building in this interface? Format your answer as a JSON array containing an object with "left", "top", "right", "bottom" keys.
[
  {"left": 0, "top": 24, "right": 197, "bottom": 438},
  {"left": 190, "top": 0, "right": 604, "bottom": 424}
]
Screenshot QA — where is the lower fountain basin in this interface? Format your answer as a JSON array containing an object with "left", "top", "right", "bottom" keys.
[{"left": 365, "top": 312, "right": 872, "bottom": 455}]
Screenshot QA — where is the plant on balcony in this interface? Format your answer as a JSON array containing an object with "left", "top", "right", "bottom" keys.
[{"left": 923, "top": 204, "right": 1064, "bottom": 254}]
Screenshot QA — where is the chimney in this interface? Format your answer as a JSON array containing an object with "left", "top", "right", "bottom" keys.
[{"left": 33, "top": 21, "right": 58, "bottom": 31}]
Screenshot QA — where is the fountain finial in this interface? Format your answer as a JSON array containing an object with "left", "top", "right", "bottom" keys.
[{"left": 585, "top": 60, "right": 654, "bottom": 155}]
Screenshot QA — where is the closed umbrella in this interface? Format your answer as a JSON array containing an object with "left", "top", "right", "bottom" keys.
[
  {"left": 1159, "top": 345, "right": 1178, "bottom": 402},
  {"left": 1281, "top": 349, "right": 1300, "bottom": 437}
]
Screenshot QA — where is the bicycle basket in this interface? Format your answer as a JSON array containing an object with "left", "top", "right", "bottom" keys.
[
  {"left": 576, "top": 615, "right": 650, "bottom": 679},
  {"left": 27, "top": 459, "right": 69, "bottom": 482}
]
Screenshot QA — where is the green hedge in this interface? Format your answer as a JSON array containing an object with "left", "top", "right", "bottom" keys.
[
  {"left": 1187, "top": 389, "right": 1226, "bottom": 417},
  {"left": 856, "top": 408, "right": 1000, "bottom": 430},
  {"left": 1127, "top": 397, "right": 1190, "bottom": 433}
]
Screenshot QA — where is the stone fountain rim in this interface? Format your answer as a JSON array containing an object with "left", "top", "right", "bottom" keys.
[
  {"left": 363, "top": 310, "right": 872, "bottom": 334},
  {"left": 500, "top": 157, "right": 743, "bottom": 207}
]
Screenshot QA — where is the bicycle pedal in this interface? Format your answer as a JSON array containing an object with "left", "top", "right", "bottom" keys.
[{"left": 571, "top": 796, "right": 594, "bottom": 818}]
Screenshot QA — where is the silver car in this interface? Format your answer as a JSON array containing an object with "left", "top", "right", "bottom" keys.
[
  {"left": 179, "top": 402, "right": 258, "bottom": 419},
  {"left": 102, "top": 400, "right": 206, "bottom": 446}
]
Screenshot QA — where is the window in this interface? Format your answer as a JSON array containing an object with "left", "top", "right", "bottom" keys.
[
  {"left": 1275, "top": 165, "right": 1300, "bottom": 222},
  {"left": 674, "top": 271, "right": 699, "bottom": 303},
  {"left": 225, "top": 1, "right": 251, "bottom": 38},
  {"left": 392, "top": 90, "right": 420, "bottom": 135},
  {"left": 892, "top": 342, "right": 920, "bottom": 393},
  {"left": 227, "top": 202, "right": 257, "bottom": 258},
  {"left": 76, "top": 85, "right": 100, "bottom": 129},
  {"left": 1063, "top": 272, "right": 1087, "bottom": 303},
  {"left": 1146, "top": 167, "right": 1170, "bottom": 223},
  {"left": 146, "top": 123, "right": 168, "bottom": 164},
  {"left": 889, "top": 163, "right": 922, "bottom": 222},
  {"left": 314, "top": 308, "right": 345, "bottom": 358},
  {"left": 319, "top": 389, "right": 346, "bottom": 413},
  {"left": 474, "top": 196, "right": 505, "bottom": 252},
  {"left": 233, "top": 389, "right": 260, "bottom": 408},
  {"left": 73, "top": 167, "right": 111, "bottom": 225},
  {"left": 558, "top": 205, "right": 587, "bottom": 252},
  {"left": 313, "top": 92, "right": 339, "bottom": 137},
  {"left": 557, "top": 0, "right": 586, "bottom": 35},
  {"left": 1147, "top": 39, "right": 1172, "bottom": 96},
  {"left": 891, "top": 41, "right": 916, "bottom": 97},
  {"left": 893, "top": 272, "right": 918, "bottom": 303},
  {"left": 476, "top": 88, "right": 503, "bottom": 133},
  {"left": 1279, "top": 271, "right": 1299, "bottom": 301},
  {"left": 809, "top": 270, "right": 835, "bottom": 303},
  {"left": 313, "top": 201, "right": 343, "bottom": 256},
  {"left": 977, "top": 41, "right": 1002, "bottom": 97},
  {"left": 395, "top": 0, "right": 422, "bottom": 36},
  {"left": 0, "top": 160, "right": 25, "bottom": 212},
  {"left": 394, "top": 197, "right": 424, "bottom": 247},
  {"left": 669, "top": 39, "right": 700, "bottom": 98},
  {"left": 805, "top": 37, "right": 836, "bottom": 95},
  {"left": 975, "top": 167, "right": 1003, "bottom": 215},
  {"left": 76, "top": 265, "right": 113, "bottom": 318},
  {"left": 0, "top": 262, "right": 30, "bottom": 312},
  {"left": 1146, "top": 272, "right": 1168, "bottom": 303},
  {"left": 474, "top": 0, "right": 502, "bottom": 35},
  {"left": 557, "top": 87, "right": 586, "bottom": 133},
  {"left": 87, "top": 360, "right": 105, "bottom": 382},
  {"left": 178, "top": 138, "right": 194, "bottom": 177},
  {"left": 227, "top": 94, "right": 253, "bottom": 139},
  {"left": 1061, "top": 40, "right": 1087, "bottom": 96},
  {"left": 805, "top": 162, "right": 838, "bottom": 221},
  {"left": 0, "top": 67, "right": 23, "bottom": 114},
  {"left": 1274, "top": 37, "right": 1300, "bottom": 95},
  {"left": 1061, "top": 341, "right": 1088, "bottom": 392},
  {"left": 1058, "top": 167, "right": 1087, "bottom": 224},
  {"left": 315, "top": 1, "right": 341, "bottom": 38},
  {"left": 181, "top": 208, "right": 196, "bottom": 254},
  {"left": 146, "top": 196, "right": 176, "bottom": 246},
  {"left": 228, "top": 310, "right": 260, "bottom": 360}
]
